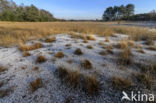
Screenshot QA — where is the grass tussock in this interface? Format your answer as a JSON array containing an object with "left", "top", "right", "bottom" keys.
[
  {"left": 19, "top": 42, "right": 43, "bottom": 51},
  {"left": 135, "top": 73, "right": 152, "bottom": 89},
  {"left": 136, "top": 49, "right": 145, "bottom": 54},
  {"left": 81, "top": 59, "right": 92, "bottom": 69},
  {"left": 0, "top": 66, "right": 7, "bottom": 73},
  {"left": 30, "top": 78, "right": 42, "bottom": 92},
  {"left": 128, "top": 40, "right": 134, "bottom": 46},
  {"left": 32, "top": 66, "right": 39, "bottom": 71},
  {"left": 23, "top": 51, "right": 31, "bottom": 57},
  {"left": 105, "top": 37, "right": 110, "bottom": 42},
  {"left": 74, "top": 48, "right": 83, "bottom": 55},
  {"left": 36, "top": 55, "right": 47, "bottom": 63},
  {"left": 99, "top": 50, "right": 107, "bottom": 56},
  {"left": 0, "top": 88, "right": 12, "bottom": 98},
  {"left": 86, "top": 35, "right": 96, "bottom": 40},
  {"left": 86, "top": 45, "right": 93, "bottom": 49},
  {"left": 147, "top": 45, "right": 156, "bottom": 51},
  {"left": 118, "top": 48, "right": 132, "bottom": 65},
  {"left": 65, "top": 44, "right": 72, "bottom": 47},
  {"left": 57, "top": 67, "right": 99, "bottom": 95},
  {"left": 45, "top": 36, "right": 56, "bottom": 43},
  {"left": 55, "top": 51, "right": 65, "bottom": 58},
  {"left": 112, "top": 76, "right": 131, "bottom": 89}
]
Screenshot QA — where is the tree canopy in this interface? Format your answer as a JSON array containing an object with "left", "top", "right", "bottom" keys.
[
  {"left": 102, "top": 4, "right": 135, "bottom": 21},
  {"left": 0, "top": 0, "right": 56, "bottom": 21}
]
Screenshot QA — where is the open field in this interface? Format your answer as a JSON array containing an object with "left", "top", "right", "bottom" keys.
[
  {"left": 0, "top": 22, "right": 156, "bottom": 46},
  {"left": 0, "top": 22, "right": 156, "bottom": 103}
]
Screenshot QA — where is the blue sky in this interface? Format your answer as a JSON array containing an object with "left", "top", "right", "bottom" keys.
[{"left": 13, "top": 0, "right": 156, "bottom": 20}]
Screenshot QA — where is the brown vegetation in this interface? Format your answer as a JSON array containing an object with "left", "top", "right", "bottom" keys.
[
  {"left": 0, "top": 22, "right": 155, "bottom": 47},
  {"left": 112, "top": 76, "right": 131, "bottom": 89},
  {"left": 57, "top": 67, "right": 99, "bottom": 94},
  {"left": 30, "top": 78, "right": 42, "bottom": 92},
  {"left": 45, "top": 36, "right": 56, "bottom": 43},
  {"left": 36, "top": 55, "right": 47, "bottom": 63},
  {"left": 135, "top": 73, "right": 152, "bottom": 89},
  {"left": 86, "top": 45, "right": 93, "bottom": 49},
  {"left": 118, "top": 48, "right": 132, "bottom": 65},
  {"left": 19, "top": 43, "right": 43, "bottom": 51},
  {"left": 74, "top": 48, "right": 83, "bottom": 55},
  {"left": 0, "top": 66, "right": 7, "bottom": 73},
  {"left": 23, "top": 51, "right": 31, "bottom": 57},
  {"left": 81, "top": 59, "right": 92, "bottom": 69},
  {"left": 54, "top": 51, "right": 65, "bottom": 58}
]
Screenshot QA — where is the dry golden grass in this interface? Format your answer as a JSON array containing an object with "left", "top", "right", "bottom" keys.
[
  {"left": 86, "top": 35, "right": 96, "bottom": 40},
  {"left": 54, "top": 51, "right": 65, "bottom": 58},
  {"left": 128, "top": 40, "right": 134, "bottom": 46},
  {"left": 23, "top": 51, "right": 31, "bottom": 57},
  {"left": 147, "top": 45, "right": 156, "bottom": 51},
  {"left": 112, "top": 76, "right": 131, "bottom": 89},
  {"left": 19, "top": 42, "right": 43, "bottom": 51},
  {"left": 36, "top": 55, "right": 47, "bottom": 63},
  {"left": 57, "top": 67, "right": 99, "bottom": 94},
  {"left": 74, "top": 48, "right": 83, "bottom": 55},
  {"left": 0, "top": 22, "right": 155, "bottom": 47},
  {"left": 118, "top": 48, "right": 132, "bottom": 65},
  {"left": 30, "top": 78, "right": 42, "bottom": 92},
  {"left": 136, "top": 49, "right": 145, "bottom": 54},
  {"left": 81, "top": 59, "right": 92, "bottom": 69},
  {"left": 105, "top": 37, "right": 110, "bottom": 42},
  {"left": 45, "top": 36, "right": 56, "bottom": 43}
]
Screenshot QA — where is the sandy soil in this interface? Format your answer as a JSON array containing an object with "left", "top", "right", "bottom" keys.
[{"left": 0, "top": 34, "right": 155, "bottom": 103}]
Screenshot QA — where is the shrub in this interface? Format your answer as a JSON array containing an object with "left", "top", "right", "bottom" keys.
[
  {"left": 23, "top": 51, "right": 31, "bottom": 57},
  {"left": 55, "top": 51, "right": 64, "bottom": 58},
  {"left": 81, "top": 59, "right": 92, "bottom": 69},
  {"left": 36, "top": 55, "right": 47, "bottom": 63},
  {"left": 30, "top": 78, "right": 42, "bottom": 92},
  {"left": 74, "top": 48, "right": 83, "bottom": 55}
]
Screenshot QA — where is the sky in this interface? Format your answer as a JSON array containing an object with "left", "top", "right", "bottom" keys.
[{"left": 13, "top": 0, "right": 156, "bottom": 20}]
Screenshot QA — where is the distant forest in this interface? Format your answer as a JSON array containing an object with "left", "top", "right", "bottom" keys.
[
  {"left": 0, "top": 0, "right": 156, "bottom": 22},
  {"left": 102, "top": 4, "right": 156, "bottom": 21},
  {"left": 0, "top": 0, "right": 56, "bottom": 21}
]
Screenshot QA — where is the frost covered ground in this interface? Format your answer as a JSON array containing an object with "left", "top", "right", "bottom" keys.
[{"left": 0, "top": 34, "right": 156, "bottom": 103}]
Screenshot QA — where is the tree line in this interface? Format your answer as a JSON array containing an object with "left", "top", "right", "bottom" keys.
[
  {"left": 102, "top": 4, "right": 156, "bottom": 21},
  {"left": 0, "top": 0, "right": 56, "bottom": 21},
  {"left": 102, "top": 4, "right": 135, "bottom": 21}
]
